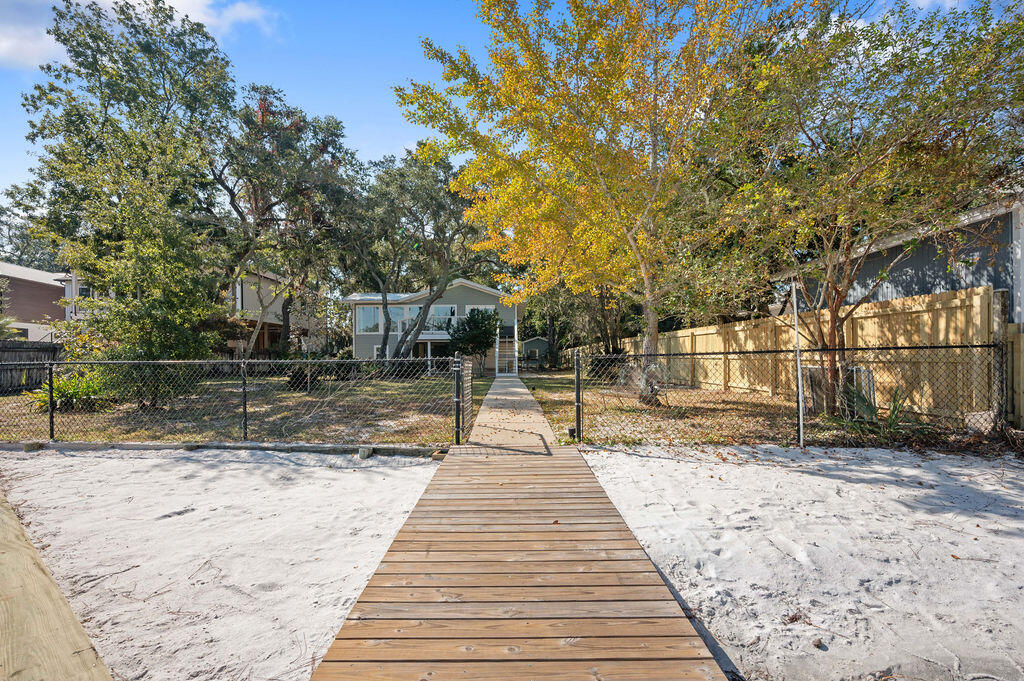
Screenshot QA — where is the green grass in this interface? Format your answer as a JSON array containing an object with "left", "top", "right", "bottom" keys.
[
  {"left": 1, "top": 373, "right": 471, "bottom": 446},
  {"left": 472, "top": 376, "right": 495, "bottom": 410}
]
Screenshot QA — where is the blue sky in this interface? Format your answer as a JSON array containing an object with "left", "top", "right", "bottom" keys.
[{"left": 0, "top": 0, "right": 492, "bottom": 190}]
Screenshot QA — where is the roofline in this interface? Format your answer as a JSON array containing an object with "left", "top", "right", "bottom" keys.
[
  {"left": 0, "top": 261, "right": 65, "bottom": 288},
  {"left": 521, "top": 336, "right": 547, "bottom": 343},
  {"left": 344, "top": 278, "right": 507, "bottom": 304},
  {"left": 772, "top": 200, "right": 1018, "bottom": 281},
  {"left": 401, "top": 278, "right": 506, "bottom": 302}
]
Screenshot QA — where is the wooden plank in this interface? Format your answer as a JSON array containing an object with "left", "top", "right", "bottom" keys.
[
  {"left": 394, "top": 530, "right": 637, "bottom": 540},
  {"left": 310, "top": 660, "right": 723, "bottom": 680},
  {"left": 407, "top": 509, "right": 622, "bottom": 517},
  {"left": 404, "top": 514, "right": 625, "bottom": 523},
  {"left": 414, "top": 499, "right": 617, "bottom": 506},
  {"left": 383, "top": 550, "right": 648, "bottom": 562},
  {"left": 357, "top": 586, "right": 672, "bottom": 602},
  {"left": 334, "top": 617, "right": 698, "bottom": 639},
  {"left": 375, "top": 560, "right": 657, "bottom": 574},
  {"left": 0, "top": 492, "right": 113, "bottom": 681},
  {"left": 365, "top": 573, "right": 667, "bottom": 588},
  {"left": 421, "top": 491, "right": 609, "bottom": 496},
  {"left": 387, "top": 540, "right": 642, "bottom": 551},
  {"left": 347, "top": 600, "right": 686, "bottom": 620},
  {"left": 400, "top": 523, "right": 632, "bottom": 532},
  {"left": 310, "top": 379, "right": 725, "bottom": 681},
  {"left": 323, "top": 636, "right": 710, "bottom": 661}
]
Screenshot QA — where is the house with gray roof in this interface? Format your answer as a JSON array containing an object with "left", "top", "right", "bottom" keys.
[{"left": 342, "top": 278, "right": 520, "bottom": 375}]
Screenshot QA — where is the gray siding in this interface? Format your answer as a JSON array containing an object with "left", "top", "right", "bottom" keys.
[
  {"left": 351, "top": 283, "right": 516, "bottom": 359},
  {"left": 522, "top": 337, "right": 549, "bottom": 357},
  {"left": 843, "top": 213, "right": 1013, "bottom": 309}
]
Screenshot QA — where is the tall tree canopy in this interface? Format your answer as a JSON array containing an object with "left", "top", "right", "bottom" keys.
[
  {"left": 8, "top": 0, "right": 234, "bottom": 358},
  {"left": 209, "top": 84, "right": 362, "bottom": 357},
  {"left": 716, "top": 0, "right": 1024, "bottom": 350},
  {"left": 343, "top": 150, "right": 496, "bottom": 359},
  {"left": 398, "top": 0, "right": 805, "bottom": 379}
]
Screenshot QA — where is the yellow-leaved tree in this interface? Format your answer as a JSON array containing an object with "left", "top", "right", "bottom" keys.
[{"left": 397, "top": 0, "right": 804, "bottom": 401}]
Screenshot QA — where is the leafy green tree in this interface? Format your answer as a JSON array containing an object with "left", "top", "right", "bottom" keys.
[
  {"left": 449, "top": 308, "right": 500, "bottom": 375},
  {"left": 9, "top": 0, "right": 234, "bottom": 360},
  {"left": 208, "top": 85, "right": 362, "bottom": 357},
  {"left": 0, "top": 278, "right": 18, "bottom": 340},
  {"left": 521, "top": 285, "right": 637, "bottom": 361},
  {"left": 340, "top": 149, "right": 495, "bottom": 359},
  {"left": 0, "top": 207, "right": 57, "bottom": 271},
  {"left": 717, "top": 0, "right": 1024, "bottom": 411},
  {"left": 0, "top": 318, "right": 22, "bottom": 340}
]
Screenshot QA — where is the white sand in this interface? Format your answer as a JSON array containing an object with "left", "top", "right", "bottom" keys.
[
  {"left": 585, "top": 445, "right": 1024, "bottom": 681},
  {"left": 0, "top": 447, "right": 437, "bottom": 681}
]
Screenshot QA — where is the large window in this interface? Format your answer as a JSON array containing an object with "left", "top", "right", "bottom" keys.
[
  {"left": 356, "top": 305, "right": 380, "bottom": 334},
  {"left": 397, "top": 305, "right": 421, "bottom": 332},
  {"left": 431, "top": 304, "right": 457, "bottom": 319}
]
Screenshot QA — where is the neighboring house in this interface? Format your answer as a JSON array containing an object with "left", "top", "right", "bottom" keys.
[
  {"left": 781, "top": 202, "right": 1024, "bottom": 322},
  {"left": 226, "top": 272, "right": 322, "bottom": 356},
  {"left": 59, "top": 270, "right": 323, "bottom": 356},
  {"left": 0, "top": 261, "right": 65, "bottom": 341},
  {"left": 343, "top": 278, "right": 520, "bottom": 376},
  {"left": 521, "top": 336, "right": 550, "bottom": 362}
]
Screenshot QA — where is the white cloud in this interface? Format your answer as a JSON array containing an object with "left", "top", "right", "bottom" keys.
[{"left": 0, "top": 0, "right": 276, "bottom": 71}]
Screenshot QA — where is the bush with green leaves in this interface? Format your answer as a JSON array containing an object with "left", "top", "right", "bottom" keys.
[
  {"left": 450, "top": 308, "right": 501, "bottom": 376},
  {"left": 28, "top": 370, "right": 109, "bottom": 412}
]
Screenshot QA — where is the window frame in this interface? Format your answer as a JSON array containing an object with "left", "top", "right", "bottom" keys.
[{"left": 356, "top": 305, "right": 381, "bottom": 334}]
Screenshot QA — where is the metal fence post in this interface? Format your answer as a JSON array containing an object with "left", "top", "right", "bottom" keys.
[
  {"left": 240, "top": 359, "right": 249, "bottom": 440},
  {"left": 992, "top": 289, "right": 1009, "bottom": 424},
  {"left": 453, "top": 352, "right": 463, "bottom": 445},
  {"left": 574, "top": 349, "right": 583, "bottom": 442},
  {"left": 791, "top": 279, "right": 805, "bottom": 447},
  {"left": 47, "top": 361, "right": 55, "bottom": 440}
]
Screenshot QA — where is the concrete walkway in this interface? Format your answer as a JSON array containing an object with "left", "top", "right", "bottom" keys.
[
  {"left": 464, "top": 376, "right": 559, "bottom": 452},
  {"left": 310, "top": 377, "right": 725, "bottom": 681}
]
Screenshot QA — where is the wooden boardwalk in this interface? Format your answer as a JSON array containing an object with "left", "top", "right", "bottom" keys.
[
  {"left": 1, "top": 489, "right": 112, "bottom": 681},
  {"left": 310, "top": 378, "right": 725, "bottom": 681}
]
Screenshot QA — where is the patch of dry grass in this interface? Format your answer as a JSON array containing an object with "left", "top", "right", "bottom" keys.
[{"left": 1, "top": 374, "right": 475, "bottom": 446}]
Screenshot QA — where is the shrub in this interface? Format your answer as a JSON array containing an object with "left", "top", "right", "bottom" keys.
[{"left": 28, "top": 371, "right": 109, "bottom": 412}]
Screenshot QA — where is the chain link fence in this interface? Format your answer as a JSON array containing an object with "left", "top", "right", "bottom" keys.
[
  {"left": 0, "top": 357, "right": 476, "bottom": 447},
  {"left": 565, "top": 345, "right": 1002, "bottom": 447}
]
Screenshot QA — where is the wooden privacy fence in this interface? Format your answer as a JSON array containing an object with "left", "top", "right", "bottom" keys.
[
  {"left": 0, "top": 340, "right": 61, "bottom": 393},
  {"left": 568, "top": 287, "right": 1019, "bottom": 427}
]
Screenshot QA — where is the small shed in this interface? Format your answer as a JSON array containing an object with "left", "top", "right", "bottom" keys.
[{"left": 521, "top": 336, "right": 550, "bottom": 362}]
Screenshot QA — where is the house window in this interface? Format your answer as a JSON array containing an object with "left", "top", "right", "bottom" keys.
[
  {"left": 395, "top": 305, "right": 422, "bottom": 332},
  {"left": 356, "top": 306, "right": 380, "bottom": 334},
  {"left": 466, "top": 304, "right": 495, "bottom": 313},
  {"left": 431, "top": 304, "right": 457, "bottom": 318},
  {"left": 372, "top": 344, "right": 388, "bottom": 358}
]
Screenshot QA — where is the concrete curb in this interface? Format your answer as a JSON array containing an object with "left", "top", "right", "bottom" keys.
[{"left": 0, "top": 440, "right": 442, "bottom": 458}]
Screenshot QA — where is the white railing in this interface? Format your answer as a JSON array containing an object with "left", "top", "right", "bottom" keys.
[{"left": 400, "top": 316, "right": 463, "bottom": 333}]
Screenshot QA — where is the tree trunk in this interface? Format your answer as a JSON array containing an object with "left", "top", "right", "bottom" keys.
[
  {"left": 639, "top": 293, "right": 661, "bottom": 406},
  {"left": 279, "top": 294, "right": 292, "bottom": 358},
  {"left": 824, "top": 292, "right": 844, "bottom": 416},
  {"left": 393, "top": 285, "right": 449, "bottom": 358},
  {"left": 546, "top": 315, "right": 556, "bottom": 368},
  {"left": 378, "top": 291, "right": 393, "bottom": 359}
]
